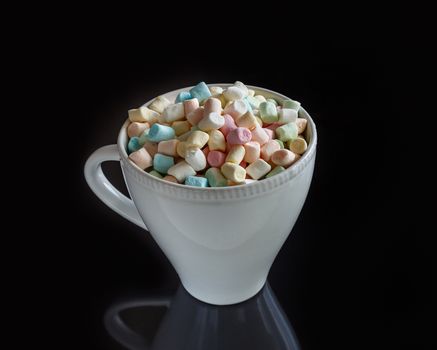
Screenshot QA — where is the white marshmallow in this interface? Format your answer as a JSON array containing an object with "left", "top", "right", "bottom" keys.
[
  {"left": 246, "top": 159, "right": 271, "bottom": 180},
  {"left": 162, "top": 103, "right": 185, "bottom": 122},
  {"left": 184, "top": 147, "right": 207, "bottom": 171},
  {"left": 233, "top": 81, "right": 249, "bottom": 96},
  {"left": 278, "top": 108, "right": 298, "bottom": 124},
  {"left": 224, "top": 100, "right": 247, "bottom": 120},
  {"left": 223, "top": 86, "right": 246, "bottom": 101},
  {"left": 167, "top": 161, "right": 196, "bottom": 182},
  {"left": 209, "top": 86, "right": 224, "bottom": 95},
  {"left": 198, "top": 112, "right": 225, "bottom": 132}
]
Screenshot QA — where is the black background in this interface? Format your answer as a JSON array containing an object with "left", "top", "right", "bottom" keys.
[{"left": 35, "top": 16, "right": 435, "bottom": 350}]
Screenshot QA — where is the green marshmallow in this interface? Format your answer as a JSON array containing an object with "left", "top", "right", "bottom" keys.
[
  {"left": 259, "top": 101, "right": 278, "bottom": 123},
  {"left": 282, "top": 99, "right": 301, "bottom": 110},
  {"left": 149, "top": 170, "right": 163, "bottom": 178},
  {"left": 205, "top": 168, "right": 228, "bottom": 187},
  {"left": 138, "top": 129, "right": 150, "bottom": 145},
  {"left": 245, "top": 95, "right": 260, "bottom": 109},
  {"left": 276, "top": 122, "right": 298, "bottom": 142},
  {"left": 275, "top": 139, "right": 284, "bottom": 149},
  {"left": 266, "top": 166, "right": 285, "bottom": 178},
  {"left": 266, "top": 98, "right": 278, "bottom": 106}
]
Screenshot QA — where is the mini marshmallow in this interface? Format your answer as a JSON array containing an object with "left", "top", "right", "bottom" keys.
[
  {"left": 226, "top": 145, "right": 245, "bottom": 164},
  {"left": 167, "top": 161, "right": 196, "bottom": 182},
  {"left": 223, "top": 86, "right": 246, "bottom": 101},
  {"left": 259, "top": 101, "right": 279, "bottom": 123},
  {"left": 209, "top": 86, "right": 224, "bottom": 95},
  {"left": 236, "top": 111, "right": 257, "bottom": 129},
  {"left": 250, "top": 125, "right": 269, "bottom": 145},
  {"left": 233, "top": 81, "right": 249, "bottom": 96},
  {"left": 288, "top": 137, "right": 308, "bottom": 155},
  {"left": 177, "top": 130, "right": 193, "bottom": 141},
  {"left": 162, "top": 103, "right": 185, "bottom": 123},
  {"left": 149, "top": 96, "right": 172, "bottom": 114},
  {"left": 271, "top": 149, "right": 298, "bottom": 167},
  {"left": 183, "top": 98, "right": 200, "bottom": 115},
  {"left": 129, "top": 148, "right": 153, "bottom": 169},
  {"left": 261, "top": 140, "right": 281, "bottom": 161},
  {"left": 275, "top": 122, "right": 298, "bottom": 142},
  {"left": 185, "top": 147, "right": 207, "bottom": 171},
  {"left": 265, "top": 123, "right": 281, "bottom": 132},
  {"left": 189, "top": 82, "right": 211, "bottom": 102},
  {"left": 208, "top": 129, "right": 226, "bottom": 152},
  {"left": 275, "top": 139, "right": 285, "bottom": 149},
  {"left": 176, "top": 141, "right": 188, "bottom": 158},
  {"left": 226, "top": 127, "right": 252, "bottom": 145},
  {"left": 128, "top": 106, "right": 160, "bottom": 124},
  {"left": 248, "top": 89, "right": 255, "bottom": 97},
  {"left": 149, "top": 170, "right": 163, "bottom": 178},
  {"left": 198, "top": 112, "right": 225, "bottom": 132},
  {"left": 147, "top": 123, "right": 176, "bottom": 142},
  {"left": 186, "top": 107, "right": 204, "bottom": 126},
  {"left": 153, "top": 153, "right": 175, "bottom": 174},
  {"left": 243, "top": 141, "right": 261, "bottom": 163},
  {"left": 187, "top": 130, "right": 209, "bottom": 148},
  {"left": 266, "top": 98, "right": 278, "bottom": 106},
  {"left": 282, "top": 99, "right": 301, "bottom": 110},
  {"left": 203, "top": 97, "right": 222, "bottom": 116},
  {"left": 266, "top": 165, "right": 285, "bottom": 178},
  {"left": 245, "top": 95, "right": 260, "bottom": 109},
  {"left": 162, "top": 175, "right": 178, "bottom": 183},
  {"left": 128, "top": 137, "right": 143, "bottom": 153},
  {"left": 172, "top": 121, "right": 191, "bottom": 136},
  {"left": 175, "top": 91, "right": 192, "bottom": 103},
  {"left": 144, "top": 141, "right": 158, "bottom": 157},
  {"left": 278, "top": 108, "right": 298, "bottom": 124},
  {"left": 263, "top": 128, "right": 275, "bottom": 140},
  {"left": 224, "top": 100, "right": 247, "bottom": 120},
  {"left": 205, "top": 167, "right": 227, "bottom": 187},
  {"left": 254, "top": 95, "right": 267, "bottom": 103},
  {"left": 138, "top": 129, "right": 150, "bottom": 144},
  {"left": 246, "top": 159, "right": 271, "bottom": 180},
  {"left": 158, "top": 139, "right": 179, "bottom": 157},
  {"left": 296, "top": 118, "right": 308, "bottom": 134},
  {"left": 185, "top": 176, "right": 208, "bottom": 187},
  {"left": 221, "top": 162, "right": 246, "bottom": 183},
  {"left": 219, "top": 114, "right": 237, "bottom": 136},
  {"left": 207, "top": 150, "right": 226, "bottom": 167},
  {"left": 128, "top": 122, "right": 149, "bottom": 138},
  {"left": 202, "top": 146, "right": 210, "bottom": 158}
]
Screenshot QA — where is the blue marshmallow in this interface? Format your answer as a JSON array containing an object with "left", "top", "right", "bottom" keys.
[
  {"left": 185, "top": 176, "right": 209, "bottom": 187},
  {"left": 153, "top": 153, "right": 174, "bottom": 174},
  {"left": 127, "top": 137, "right": 142, "bottom": 154},
  {"left": 175, "top": 91, "right": 192, "bottom": 103},
  {"left": 147, "top": 123, "right": 175, "bottom": 142},
  {"left": 243, "top": 97, "right": 253, "bottom": 113},
  {"left": 189, "top": 82, "right": 211, "bottom": 103}
]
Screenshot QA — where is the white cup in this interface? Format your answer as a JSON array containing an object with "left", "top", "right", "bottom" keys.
[{"left": 84, "top": 84, "right": 317, "bottom": 305}]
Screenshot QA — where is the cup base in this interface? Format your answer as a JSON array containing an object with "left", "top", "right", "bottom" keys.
[{"left": 180, "top": 277, "right": 267, "bottom": 305}]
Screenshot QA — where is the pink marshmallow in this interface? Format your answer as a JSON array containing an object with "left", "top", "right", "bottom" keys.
[
  {"left": 186, "top": 107, "right": 204, "bottom": 126},
  {"left": 207, "top": 150, "right": 226, "bottom": 168},
  {"left": 184, "top": 98, "right": 199, "bottom": 115},
  {"left": 226, "top": 127, "right": 252, "bottom": 145},
  {"left": 219, "top": 114, "right": 237, "bottom": 136},
  {"left": 239, "top": 160, "right": 247, "bottom": 168},
  {"left": 128, "top": 122, "right": 149, "bottom": 138},
  {"left": 263, "top": 128, "right": 275, "bottom": 140},
  {"left": 261, "top": 140, "right": 280, "bottom": 162},
  {"left": 250, "top": 125, "right": 269, "bottom": 145}
]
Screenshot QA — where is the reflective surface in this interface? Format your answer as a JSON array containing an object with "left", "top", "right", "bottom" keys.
[{"left": 105, "top": 283, "right": 301, "bottom": 350}]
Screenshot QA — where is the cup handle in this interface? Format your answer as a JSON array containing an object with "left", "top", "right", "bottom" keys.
[{"left": 84, "top": 144, "right": 147, "bottom": 230}]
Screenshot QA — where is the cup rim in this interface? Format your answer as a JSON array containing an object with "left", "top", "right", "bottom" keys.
[{"left": 117, "top": 83, "right": 317, "bottom": 197}]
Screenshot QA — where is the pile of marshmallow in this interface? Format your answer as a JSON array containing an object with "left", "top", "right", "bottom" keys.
[{"left": 126, "top": 81, "right": 308, "bottom": 187}]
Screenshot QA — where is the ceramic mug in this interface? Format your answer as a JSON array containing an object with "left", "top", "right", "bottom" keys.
[{"left": 84, "top": 84, "right": 317, "bottom": 305}]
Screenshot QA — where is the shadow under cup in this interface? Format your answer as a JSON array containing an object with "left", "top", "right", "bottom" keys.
[{"left": 87, "top": 84, "right": 317, "bottom": 305}]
